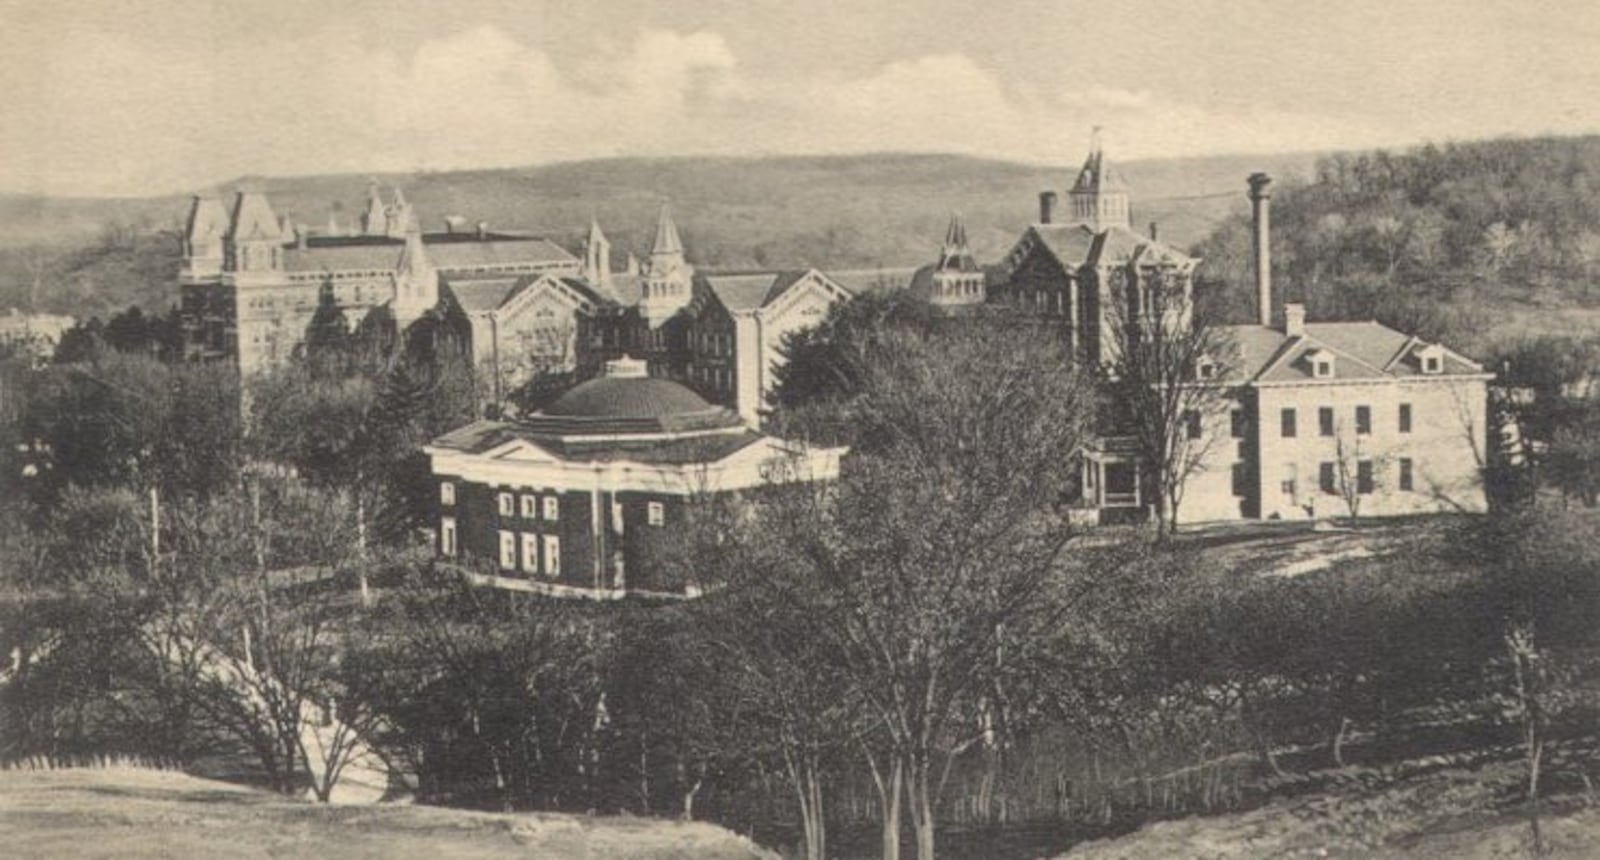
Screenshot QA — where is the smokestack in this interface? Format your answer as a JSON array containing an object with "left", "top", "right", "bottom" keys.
[
  {"left": 1248, "top": 172, "right": 1273, "bottom": 327},
  {"left": 1039, "top": 191, "right": 1057, "bottom": 225},
  {"left": 1148, "top": 221, "right": 1159, "bottom": 241}
]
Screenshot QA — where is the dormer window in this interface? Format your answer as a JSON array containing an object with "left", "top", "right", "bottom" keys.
[
  {"left": 1415, "top": 344, "right": 1445, "bottom": 375},
  {"left": 1196, "top": 357, "right": 1217, "bottom": 380},
  {"left": 1306, "top": 348, "right": 1334, "bottom": 379}
]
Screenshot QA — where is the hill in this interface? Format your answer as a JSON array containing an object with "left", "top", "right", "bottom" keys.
[
  {"left": 0, "top": 150, "right": 1317, "bottom": 319},
  {"left": 1190, "top": 133, "right": 1600, "bottom": 356},
  {"left": 0, "top": 766, "right": 777, "bottom": 860}
]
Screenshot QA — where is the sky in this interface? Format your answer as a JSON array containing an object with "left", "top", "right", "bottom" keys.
[{"left": 2, "top": 0, "right": 1597, "bottom": 197}]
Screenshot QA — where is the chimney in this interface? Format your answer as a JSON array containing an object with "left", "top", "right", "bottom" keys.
[
  {"left": 1148, "top": 221, "right": 1159, "bottom": 241},
  {"left": 1283, "top": 302, "right": 1305, "bottom": 337},
  {"left": 1039, "top": 191, "right": 1057, "bottom": 225},
  {"left": 1248, "top": 172, "right": 1273, "bottom": 327}
]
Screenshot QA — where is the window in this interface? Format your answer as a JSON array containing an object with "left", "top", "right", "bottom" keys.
[
  {"left": 1231, "top": 462, "right": 1249, "bottom": 497},
  {"left": 440, "top": 481, "right": 456, "bottom": 507},
  {"left": 440, "top": 517, "right": 457, "bottom": 557},
  {"left": 498, "top": 530, "right": 516, "bottom": 571},
  {"left": 1230, "top": 409, "right": 1246, "bottom": 439},
  {"left": 1399, "top": 457, "right": 1414, "bottom": 491},
  {"left": 1184, "top": 410, "right": 1203, "bottom": 440},
  {"left": 1281, "top": 408, "right": 1297, "bottom": 438},
  {"left": 543, "top": 535, "right": 561, "bottom": 577},
  {"left": 1424, "top": 355, "right": 1442, "bottom": 374},
  {"left": 1319, "top": 407, "right": 1335, "bottom": 437},
  {"left": 497, "top": 492, "right": 514, "bottom": 517},
  {"left": 647, "top": 501, "right": 665, "bottom": 527},
  {"left": 1319, "top": 462, "right": 1337, "bottom": 494},
  {"left": 521, "top": 533, "right": 539, "bottom": 575},
  {"left": 1355, "top": 406, "right": 1371, "bottom": 436},
  {"left": 1314, "top": 359, "right": 1333, "bottom": 378},
  {"left": 1280, "top": 463, "right": 1297, "bottom": 497},
  {"left": 1197, "top": 359, "right": 1216, "bottom": 380},
  {"left": 1357, "top": 460, "right": 1374, "bottom": 495},
  {"left": 543, "top": 495, "right": 559, "bottom": 521},
  {"left": 1399, "top": 403, "right": 1413, "bottom": 434},
  {"left": 520, "top": 494, "right": 538, "bottom": 519}
]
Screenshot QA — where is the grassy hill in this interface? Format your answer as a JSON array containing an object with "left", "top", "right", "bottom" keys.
[
  {"left": 0, "top": 150, "right": 1317, "bottom": 319},
  {"left": 0, "top": 766, "right": 777, "bottom": 860}
]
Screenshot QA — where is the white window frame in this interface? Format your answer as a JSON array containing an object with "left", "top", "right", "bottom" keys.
[
  {"left": 543, "top": 535, "right": 561, "bottom": 577},
  {"left": 497, "top": 491, "right": 515, "bottom": 517},
  {"left": 543, "top": 495, "right": 560, "bottom": 521},
  {"left": 440, "top": 517, "right": 457, "bottom": 557},
  {"left": 520, "top": 494, "right": 538, "bottom": 519},
  {"left": 440, "top": 481, "right": 456, "bottom": 507},
  {"left": 498, "top": 530, "right": 516, "bottom": 571},
  {"left": 647, "top": 501, "right": 665, "bottom": 527},
  {"left": 520, "top": 533, "right": 539, "bottom": 575}
]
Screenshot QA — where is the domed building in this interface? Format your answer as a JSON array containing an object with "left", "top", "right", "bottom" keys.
[{"left": 424, "top": 356, "right": 845, "bottom": 593}]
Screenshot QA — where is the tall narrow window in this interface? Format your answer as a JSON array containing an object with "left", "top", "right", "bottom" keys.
[
  {"left": 1319, "top": 407, "right": 1334, "bottom": 437},
  {"left": 1231, "top": 462, "right": 1249, "bottom": 497},
  {"left": 440, "top": 482, "right": 456, "bottom": 507},
  {"left": 1357, "top": 460, "right": 1374, "bottom": 494},
  {"left": 647, "top": 501, "right": 666, "bottom": 527},
  {"left": 1399, "top": 458, "right": 1414, "bottom": 491},
  {"left": 440, "top": 517, "right": 457, "bottom": 557},
  {"left": 1355, "top": 405, "right": 1372, "bottom": 435},
  {"left": 544, "top": 535, "right": 561, "bottom": 577},
  {"left": 497, "top": 492, "right": 514, "bottom": 517},
  {"left": 1184, "top": 410, "right": 1203, "bottom": 440},
  {"left": 1281, "top": 408, "right": 1297, "bottom": 438},
  {"left": 1319, "top": 462, "right": 1337, "bottom": 494},
  {"left": 1399, "top": 403, "right": 1413, "bottom": 434},
  {"left": 498, "top": 530, "right": 516, "bottom": 571},
  {"left": 1230, "top": 409, "right": 1246, "bottom": 439},
  {"left": 543, "top": 496, "right": 559, "bottom": 521},
  {"left": 520, "top": 494, "right": 537, "bottom": 519},
  {"left": 521, "top": 533, "right": 539, "bottom": 575}
]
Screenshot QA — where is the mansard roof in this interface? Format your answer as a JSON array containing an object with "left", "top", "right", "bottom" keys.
[
  {"left": 1218, "top": 320, "right": 1488, "bottom": 385},
  {"left": 185, "top": 195, "right": 229, "bottom": 243},
  {"left": 227, "top": 191, "right": 284, "bottom": 242}
]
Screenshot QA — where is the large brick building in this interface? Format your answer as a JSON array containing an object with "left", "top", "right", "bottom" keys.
[{"left": 423, "top": 356, "right": 845, "bottom": 592}]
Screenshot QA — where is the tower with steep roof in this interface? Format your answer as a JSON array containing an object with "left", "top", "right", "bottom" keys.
[
  {"left": 1068, "top": 128, "right": 1131, "bottom": 231},
  {"left": 226, "top": 190, "right": 286, "bottom": 274},
  {"left": 180, "top": 195, "right": 229, "bottom": 282},
  {"left": 640, "top": 203, "right": 694, "bottom": 324},
  {"left": 929, "top": 212, "right": 985, "bottom": 307}
]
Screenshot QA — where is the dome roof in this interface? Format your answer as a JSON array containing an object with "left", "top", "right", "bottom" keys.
[{"left": 544, "top": 375, "right": 718, "bottom": 420}]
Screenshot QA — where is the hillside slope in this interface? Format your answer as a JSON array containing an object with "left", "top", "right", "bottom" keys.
[
  {"left": 0, "top": 767, "right": 777, "bottom": 860},
  {"left": 0, "top": 150, "right": 1317, "bottom": 318}
]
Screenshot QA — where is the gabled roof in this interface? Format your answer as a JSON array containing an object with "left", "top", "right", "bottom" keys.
[
  {"left": 1216, "top": 320, "right": 1487, "bottom": 385},
  {"left": 427, "top": 238, "right": 576, "bottom": 270},
  {"left": 444, "top": 277, "right": 521, "bottom": 313}
]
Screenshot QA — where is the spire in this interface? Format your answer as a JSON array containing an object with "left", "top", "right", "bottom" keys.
[
  {"left": 649, "top": 202, "right": 685, "bottom": 262},
  {"left": 361, "top": 180, "right": 386, "bottom": 235},
  {"left": 942, "top": 211, "right": 969, "bottom": 253},
  {"left": 393, "top": 215, "right": 437, "bottom": 327}
]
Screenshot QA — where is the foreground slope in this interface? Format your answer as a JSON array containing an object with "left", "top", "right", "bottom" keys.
[{"left": 0, "top": 767, "right": 776, "bottom": 860}]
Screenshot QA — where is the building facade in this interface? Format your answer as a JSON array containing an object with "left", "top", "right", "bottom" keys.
[{"left": 424, "top": 357, "right": 845, "bottom": 592}]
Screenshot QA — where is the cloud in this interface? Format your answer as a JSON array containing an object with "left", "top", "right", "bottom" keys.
[{"left": 0, "top": 23, "right": 1430, "bottom": 196}]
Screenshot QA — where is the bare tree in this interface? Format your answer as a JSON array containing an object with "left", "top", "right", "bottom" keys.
[
  {"left": 1329, "top": 422, "right": 1392, "bottom": 523},
  {"left": 1104, "top": 264, "right": 1237, "bottom": 535},
  {"left": 751, "top": 316, "right": 1100, "bottom": 859}
]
